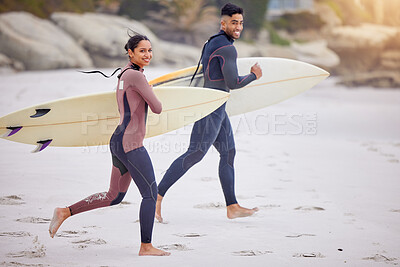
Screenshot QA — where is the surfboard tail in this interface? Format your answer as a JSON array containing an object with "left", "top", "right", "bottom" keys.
[
  {"left": 2, "top": 126, "right": 23, "bottom": 137},
  {"left": 30, "top": 108, "right": 51, "bottom": 118},
  {"left": 31, "top": 139, "right": 52, "bottom": 153}
]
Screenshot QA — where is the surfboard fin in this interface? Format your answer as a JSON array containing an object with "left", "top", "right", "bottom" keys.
[
  {"left": 30, "top": 109, "right": 51, "bottom": 118},
  {"left": 31, "top": 139, "right": 52, "bottom": 153},
  {"left": 2, "top": 126, "right": 23, "bottom": 137}
]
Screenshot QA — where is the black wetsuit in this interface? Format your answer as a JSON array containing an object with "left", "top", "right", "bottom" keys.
[{"left": 158, "top": 30, "right": 256, "bottom": 205}]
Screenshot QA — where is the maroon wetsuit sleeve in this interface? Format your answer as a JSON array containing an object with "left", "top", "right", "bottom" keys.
[{"left": 125, "top": 71, "right": 162, "bottom": 114}]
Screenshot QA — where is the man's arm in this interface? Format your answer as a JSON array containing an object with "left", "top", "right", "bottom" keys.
[{"left": 218, "top": 45, "right": 260, "bottom": 89}]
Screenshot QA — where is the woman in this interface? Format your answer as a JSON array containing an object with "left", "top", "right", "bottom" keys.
[{"left": 49, "top": 34, "right": 170, "bottom": 256}]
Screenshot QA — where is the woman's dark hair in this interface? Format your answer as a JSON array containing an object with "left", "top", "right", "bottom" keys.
[
  {"left": 124, "top": 33, "right": 150, "bottom": 53},
  {"left": 79, "top": 31, "right": 150, "bottom": 78},
  {"left": 221, "top": 3, "right": 243, "bottom": 17}
]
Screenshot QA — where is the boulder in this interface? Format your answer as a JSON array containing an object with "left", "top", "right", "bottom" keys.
[
  {"left": 235, "top": 41, "right": 297, "bottom": 59},
  {"left": 0, "top": 53, "right": 24, "bottom": 73},
  {"left": 235, "top": 41, "right": 263, "bottom": 58},
  {"left": 261, "top": 44, "right": 297, "bottom": 59},
  {"left": 328, "top": 23, "right": 399, "bottom": 51},
  {"left": 291, "top": 40, "right": 340, "bottom": 68},
  {"left": 158, "top": 41, "right": 200, "bottom": 67},
  {"left": 0, "top": 12, "right": 93, "bottom": 70},
  {"left": 327, "top": 23, "right": 400, "bottom": 75},
  {"left": 380, "top": 50, "right": 400, "bottom": 70},
  {"left": 51, "top": 12, "right": 164, "bottom": 67},
  {"left": 314, "top": 2, "right": 342, "bottom": 30},
  {"left": 340, "top": 71, "right": 400, "bottom": 88}
]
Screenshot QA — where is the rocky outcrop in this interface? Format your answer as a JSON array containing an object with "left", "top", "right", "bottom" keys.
[
  {"left": 50, "top": 12, "right": 165, "bottom": 67},
  {"left": 235, "top": 39, "right": 338, "bottom": 70},
  {"left": 235, "top": 41, "right": 297, "bottom": 59},
  {"left": 158, "top": 41, "right": 199, "bottom": 66},
  {"left": 327, "top": 23, "right": 400, "bottom": 87},
  {"left": 314, "top": 2, "right": 342, "bottom": 30},
  {"left": 0, "top": 53, "right": 24, "bottom": 73},
  {"left": 0, "top": 12, "right": 93, "bottom": 70},
  {"left": 328, "top": 23, "right": 399, "bottom": 51},
  {"left": 291, "top": 40, "right": 340, "bottom": 69},
  {"left": 380, "top": 50, "right": 400, "bottom": 70},
  {"left": 340, "top": 71, "right": 400, "bottom": 88}
]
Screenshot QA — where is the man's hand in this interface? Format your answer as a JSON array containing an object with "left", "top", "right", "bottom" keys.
[{"left": 251, "top": 63, "right": 262, "bottom": 80}]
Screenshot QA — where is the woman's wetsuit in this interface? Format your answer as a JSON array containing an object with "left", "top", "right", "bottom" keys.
[
  {"left": 158, "top": 30, "right": 256, "bottom": 206},
  {"left": 68, "top": 62, "right": 162, "bottom": 244}
]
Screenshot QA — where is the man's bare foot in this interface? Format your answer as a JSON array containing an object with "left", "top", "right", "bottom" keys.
[
  {"left": 227, "top": 204, "right": 258, "bottom": 219},
  {"left": 139, "top": 243, "right": 170, "bottom": 256},
  {"left": 49, "top": 207, "right": 71, "bottom": 238},
  {"left": 155, "top": 194, "right": 163, "bottom": 223}
]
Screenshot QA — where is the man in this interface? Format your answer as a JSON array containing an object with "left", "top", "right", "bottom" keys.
[{"left": 156, "top": 3, "right": 262, "bottom": 222}]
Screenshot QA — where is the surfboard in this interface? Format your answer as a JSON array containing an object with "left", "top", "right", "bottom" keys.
[
  {"left": 151, "top": 57, "right": 330, "bottom": 116},
  {"left": 0, "top": 57, "right": 328, "bottom": 151},
  {"left": 0, "top": 87, "right": 229, "bottom": 152}
]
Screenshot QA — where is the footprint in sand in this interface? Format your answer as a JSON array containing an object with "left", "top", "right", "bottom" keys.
[
  {"left": 232, "top": 250, "right": 273, "bottom": 256},
  {"left": 294, "top": 206, "right": 325, "bottom": 211},
  {"left": 367, "top": 147, "right": 379, "bottom": 152},
  {"left": 71, "top": 238, "right": 107, "bottom": 245},
  {"left": 56, "top": 230, "right": 88, "bottom": 238},
  {"left": 236, "top": 195, "right": 253, "bottom": 200},
  {"left": 174, "top": 233, "right": 206, "bottom": 238},
  {"left": 381, "top": 152, "right": 395, "bottom": 158},
  {"left": 0, "top": 195, "right": 25, "bottom": 205},
  {"left": 0, "top": 231, "right": 31, "bottom": 238},
  {"left": 7, "top": 236, "right": 46, "bottom": 259},
  {"left": 293, "top": 252, "right": 325, "bottom": 258},
  {"left": 83, "top": 225, "right": 100, "bottom": 229},
  {"left": 258, "top": 204, "right": 281, "bottom": 210},
  {"left": 285, "top": 233, "right": 316, "bottom": 238},
  {"left": 0, "top": 262, "right": 49, "bottom": 267},
  {"left": 193, "top": 202, "right": 225, "bottom": 209},
  {"left": 16, "top": 217, "right": 51, "bottom": 224},
  {"left": 200, "top": 177, "right": 217, "bottom": 182},
  {"left": 362, "top": 254, "right": 398, "bottom": 265},
  {"left": 157, "top": 244, "right": 192, "bottom": 251}
]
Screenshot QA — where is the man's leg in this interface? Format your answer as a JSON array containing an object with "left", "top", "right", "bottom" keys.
[
  {"left": 157, "top": 109, "right": 224, "bottom": 222},
  {"left": 213, "top": 113, "right": 258, "bottom": 219}
]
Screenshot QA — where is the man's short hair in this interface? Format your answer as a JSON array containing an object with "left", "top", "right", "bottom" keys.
[{"left": 221, "top": 3, "right": 243, "bottom": 17}]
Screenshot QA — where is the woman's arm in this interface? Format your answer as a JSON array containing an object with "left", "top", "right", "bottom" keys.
[{"left": 126, "top": 71, "right": 162, "bottom": 114}]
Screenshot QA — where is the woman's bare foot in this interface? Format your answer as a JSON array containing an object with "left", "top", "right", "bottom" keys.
[
  {"left": 155, "top": 194, "right": 163, "bottom": 223},
  {"left": 139, "top": 243, "right": 171, "bottom": 256},
  {"left": 49, "top": 207, "right": 71, "bottom": 238},
  {"left": 227, "top": 204, "right": 258, "bottom": 219}
]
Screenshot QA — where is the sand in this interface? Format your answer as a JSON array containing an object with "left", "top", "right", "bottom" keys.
[{"left": 0, "top": 67, "right": 399, "bottom": 266}]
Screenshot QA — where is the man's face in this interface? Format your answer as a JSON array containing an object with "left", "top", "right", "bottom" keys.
[{"left": 221, "top": 13, "right": 244, "bottom": 40}]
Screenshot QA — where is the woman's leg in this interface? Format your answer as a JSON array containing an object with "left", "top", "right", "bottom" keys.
[
  {"left": 123, "top": 147, "right": 170, "bottom": 256},
  {"left": 49, "top": 156, "right": 131, "bottom": 238}
]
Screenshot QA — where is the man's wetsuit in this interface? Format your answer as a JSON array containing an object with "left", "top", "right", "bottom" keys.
[
  {"left": 69, "top": 62, "right": 162, "bottom": 244},
  {"left": 158, "top": 30, "right": 256, "bottom": 205}
]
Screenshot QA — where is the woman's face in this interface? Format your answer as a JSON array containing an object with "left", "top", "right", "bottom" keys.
[{"left": 128, "top": 40, "right": 153, "bottom": 68}]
